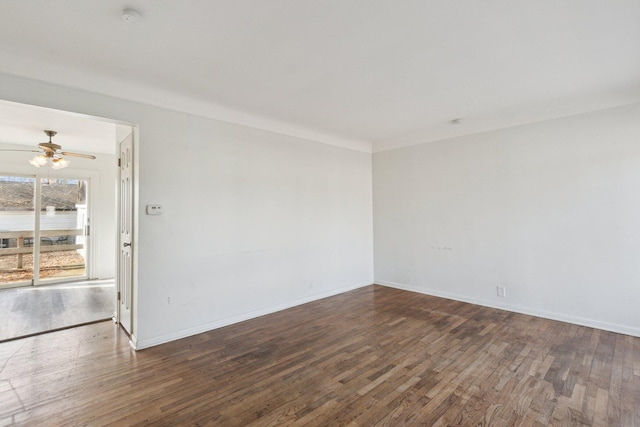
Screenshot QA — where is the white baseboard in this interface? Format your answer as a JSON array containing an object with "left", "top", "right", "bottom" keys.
[
  {"left": 129, "top": 333, "right": 138, "bottom": 350},
  {"left": 376, "top": 280, "right": 640, "bottom": 338},
  {"left": 134, "top": 281, "right": 371, "bottom": 350}
]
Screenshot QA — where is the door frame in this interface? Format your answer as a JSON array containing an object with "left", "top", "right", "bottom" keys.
[{"left": 0, "top": 98, "right": 139, "bottom": 348}]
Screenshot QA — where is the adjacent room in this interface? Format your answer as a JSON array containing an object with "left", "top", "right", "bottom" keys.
[
  {"left": 0, "top": 103, "right": 123, "bottom": 341},
  {"left": 0, "top": 1, "right": 638, "bottom": 425}
]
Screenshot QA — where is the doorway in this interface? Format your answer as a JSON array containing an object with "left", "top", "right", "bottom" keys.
[{"left": 0, "top": 100, "right": 135, "bottom": 341}]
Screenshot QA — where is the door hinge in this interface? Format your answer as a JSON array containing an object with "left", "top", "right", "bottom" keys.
[
  {"left": 85, "top": 224, "right": 90, "bottom": 236},
  {"left": 117, "top": 291, "right": 121, "bottom": 301},
  {"left": 118, "top": 158, "right": 121, "bottom": 167}
]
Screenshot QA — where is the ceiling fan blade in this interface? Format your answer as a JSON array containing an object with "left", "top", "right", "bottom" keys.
[
  {"left": 0, "top": 148, "right": 40, "bottom": 152},
  {"left": 39, "top": 143, "right": 56, "bottom": 153},
  {"left": 61, "top": 151, "right": 96, "bottom": 159}
]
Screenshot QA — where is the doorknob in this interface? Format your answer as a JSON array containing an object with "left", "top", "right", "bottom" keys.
[{"left": 123, "top": 242, "right": 131, "bottom": 247}]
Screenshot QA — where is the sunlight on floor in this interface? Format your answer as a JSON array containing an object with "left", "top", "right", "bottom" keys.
[{"left": 0, "top": 278, "right": 115, "bottom": 342}]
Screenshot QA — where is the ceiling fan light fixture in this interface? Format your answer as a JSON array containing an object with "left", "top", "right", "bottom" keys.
[
  {"left": 29, "top": 154, "right": 48, "bottom": 167},
  {"left": 17, "top": 130, "right": 93, "bottom": 169},
  {"left": 51, "top": 157, "right": 69, "bottom": 170}
]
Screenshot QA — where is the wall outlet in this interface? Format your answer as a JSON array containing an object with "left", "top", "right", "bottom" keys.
[{"left": 497, "top": 286, "right": 506, "bottom": 297}]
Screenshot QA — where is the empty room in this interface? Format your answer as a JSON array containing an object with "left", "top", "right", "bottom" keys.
[{"left": 0, "top": 1, "right": 639, "bottom": 426}]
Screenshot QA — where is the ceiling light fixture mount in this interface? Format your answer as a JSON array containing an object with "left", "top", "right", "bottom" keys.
[{"left": 122, "top": 9, "right": 142, "bottom": 24}]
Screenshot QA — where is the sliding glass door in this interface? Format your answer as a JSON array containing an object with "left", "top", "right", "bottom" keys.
[
  {"left": 38, "top": 178, "right": 89, "bottom": 282},
  {"left": 0, "top": 175, "right": 36, "bottom": 287},
  {"left": 0, "top": 174, "right": 89, "bottom": 288}
]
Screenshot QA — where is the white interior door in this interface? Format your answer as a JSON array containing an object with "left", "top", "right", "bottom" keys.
[{"left": 118, "top": 133, "right": 133, "bottom": 335}]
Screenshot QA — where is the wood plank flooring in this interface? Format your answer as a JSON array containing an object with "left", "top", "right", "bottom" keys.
[{"left": 0, "top": 285, "right": 638, "bottom": 426}]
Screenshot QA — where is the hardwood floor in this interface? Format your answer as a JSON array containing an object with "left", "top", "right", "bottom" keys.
[{"left": 0, "top": 285, "right": 638, "bottom": 426}]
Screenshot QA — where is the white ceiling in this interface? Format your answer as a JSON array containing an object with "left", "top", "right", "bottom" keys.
[
  {"left": 0, "top": 101, "right": 116, "bottom": 154},
  {"left": 0, "top": 1, "right": 639, "bottom": 152}
]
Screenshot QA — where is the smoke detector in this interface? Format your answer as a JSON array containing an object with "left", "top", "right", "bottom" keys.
[{"left": 122, "top": 9, "right": 142, "bottom": 24}]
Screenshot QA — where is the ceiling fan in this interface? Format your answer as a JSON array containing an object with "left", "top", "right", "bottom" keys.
[{"left": 0, "top": 130, "right": 96, "bottom": 169}]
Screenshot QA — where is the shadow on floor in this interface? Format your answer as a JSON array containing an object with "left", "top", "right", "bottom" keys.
[{"left": 0, "top": 278, "right": 115, "bottom": 342}]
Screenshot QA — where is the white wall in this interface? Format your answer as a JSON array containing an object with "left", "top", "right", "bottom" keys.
[
  {"left": 374, "top": 104, "right": 640, "bottom": 336},
  {"left": 0, "top": 73, "right": 374, "bottom": 348},
  {"left": 0, "top": 142, "right": 116, "bottom": 279},
  {"left": 10, "top": 69, "right": 637, "bottom": 347},
  {"left": 137, "top": 113, "right": 373, "bottom": 347}
]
